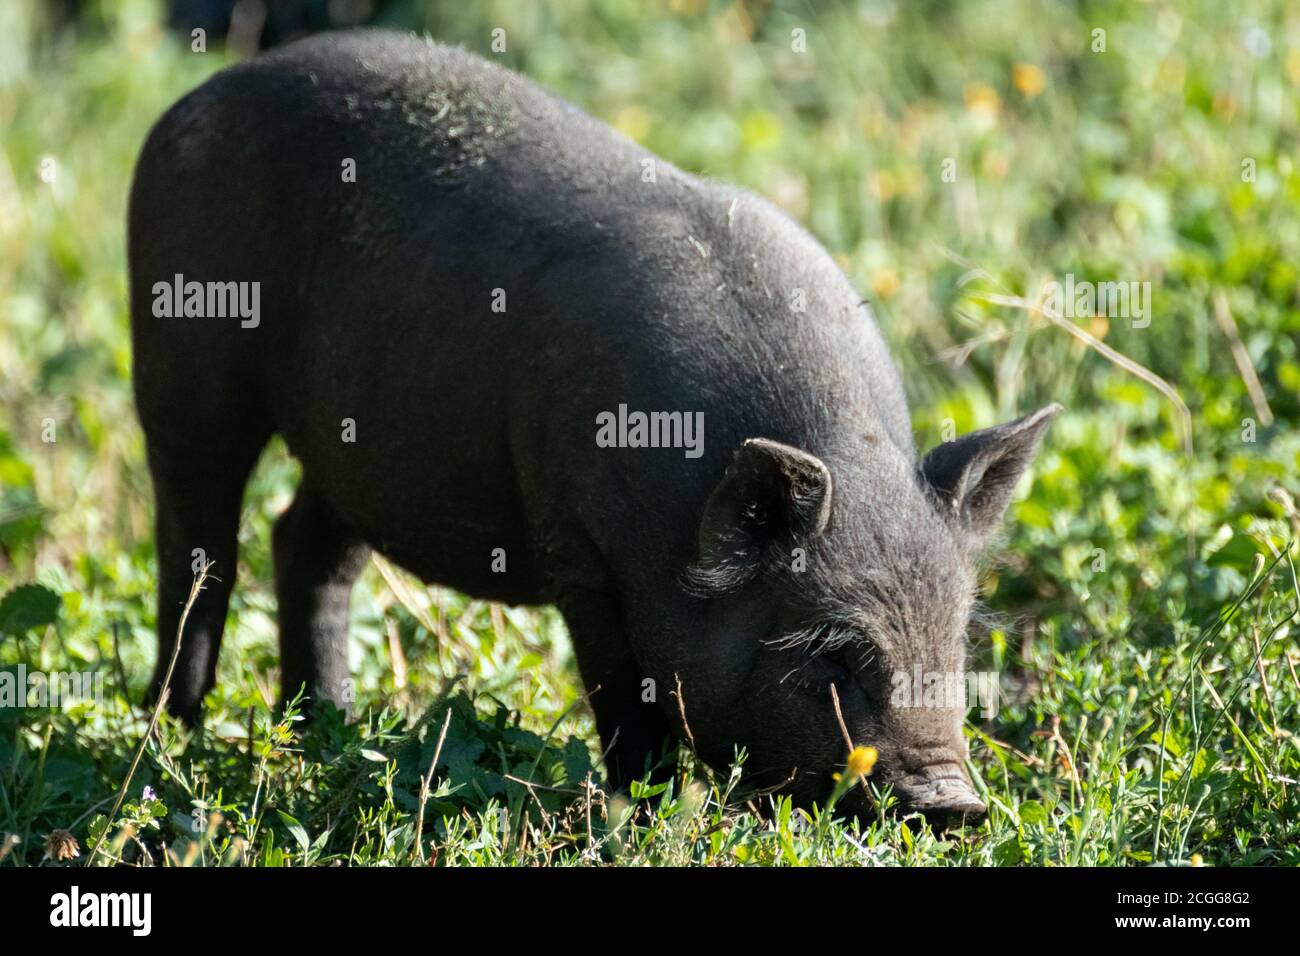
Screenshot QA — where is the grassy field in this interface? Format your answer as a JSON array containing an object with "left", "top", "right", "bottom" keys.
[{"left": 2, "top": 0, "right": 1299, "bottom": 866}]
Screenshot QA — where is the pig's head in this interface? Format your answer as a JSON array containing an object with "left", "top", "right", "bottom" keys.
[{"left": 685, "top": 404, "right": 1060, "bottom": 826}]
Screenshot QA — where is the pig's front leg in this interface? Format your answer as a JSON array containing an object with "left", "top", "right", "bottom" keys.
[
  {"left": 559, "top": 591, "right": 676, "bottom": 791},
  {"left": 272, "top": 483, "right": 371, "bottom": 716}
]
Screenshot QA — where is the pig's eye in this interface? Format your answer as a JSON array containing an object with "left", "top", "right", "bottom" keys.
[{"left": 834, "top": 641, "right": 880, "bottom": 678}]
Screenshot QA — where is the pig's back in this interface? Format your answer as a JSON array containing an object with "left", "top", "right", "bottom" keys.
[{"left": 129, "top": 30, "right": 913, "bottom": 594}]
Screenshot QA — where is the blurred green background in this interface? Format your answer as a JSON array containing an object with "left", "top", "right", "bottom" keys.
[{"left": 1, "top": 0, "right": 1298, "bottom": 866}]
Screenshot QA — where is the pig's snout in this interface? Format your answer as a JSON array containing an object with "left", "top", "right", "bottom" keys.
[{"left": 893, "top": 764, "right": 986, "bottom": 828}]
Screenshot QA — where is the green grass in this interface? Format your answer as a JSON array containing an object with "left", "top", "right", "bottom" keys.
[{"left": 2, "top": 0, "right": 1299, "bottom": 866}]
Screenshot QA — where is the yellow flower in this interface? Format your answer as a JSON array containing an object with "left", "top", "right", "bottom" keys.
[
  {"left": 868, "top": 170, "right": 898, "bottom": 201},
  {"left": 871, "top": 267, "right": 900, "bottom": 300},
  {"left": 1012, "top": 63, "right": 1046, "bottom": 98},
  {"left": 844, "top": 745, "right": 878, "bottom": 780},
  {"left": 964, "top": 82, "right": 1000, "bottom": 119},
  {"left": 1190, "top": 854, "right": 1204, "bottom": 867}
]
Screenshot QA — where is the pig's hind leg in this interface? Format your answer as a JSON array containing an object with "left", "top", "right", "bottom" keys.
[
  {"left": 145, "top": 435, "right": 267, "bottom": 723},
  {"left": 559, "top": 591, "right": 676, "bottom": 791},
  {"left": 272, "top": 483, "right": 371, "bottom": 716}
]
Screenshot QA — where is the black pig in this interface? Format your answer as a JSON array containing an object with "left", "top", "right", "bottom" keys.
[{"left": 129, "top": 30, "right": 1058, "bottom": 823}]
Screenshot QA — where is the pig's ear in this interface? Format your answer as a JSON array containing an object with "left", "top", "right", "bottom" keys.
[
  {"left": 920, "top": 404, "right": 1061, "bottom": 539},
  {"left": 688, "top": 438, "right": 832, "bottom": 592}
]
